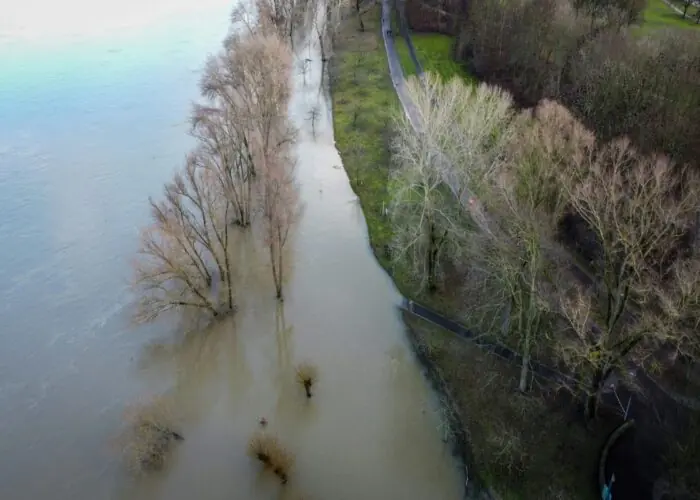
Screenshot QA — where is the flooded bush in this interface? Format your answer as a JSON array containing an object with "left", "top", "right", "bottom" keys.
[
  {"left": 247, "top": 431, "right": 294, "bottom": 484},
  {"left": 118, "top": 396, "right": 184, "bottom": 474},
  {"left": 295, "top": 362, "right": 318, "bottom": 398}
]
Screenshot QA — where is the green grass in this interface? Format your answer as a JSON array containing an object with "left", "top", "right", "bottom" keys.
[
  {"left": 640, "top": 0, "right": 700, "bottom": 30},
  {"left": 404, "top": 314, "right": 611, "bottom": 500},
  {"left": 394, "top": 33, "right": 474, "bottom": 83},
  {"left": 331, "top": 5, "right": 396, "bottom": 271},
  {"left": 330, "top": 6, "right": 460, "bottom": 310}
]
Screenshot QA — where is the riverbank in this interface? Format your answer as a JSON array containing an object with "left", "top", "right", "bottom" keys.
[{"left": 331, "top": 6, "right": 610, "bottom": 499}]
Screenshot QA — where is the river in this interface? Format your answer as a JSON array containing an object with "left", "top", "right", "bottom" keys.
[{"left": 0, "top": 1, "right": 463, "bottom": 498}]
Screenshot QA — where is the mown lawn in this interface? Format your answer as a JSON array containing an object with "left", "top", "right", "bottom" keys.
[
  {"left": 641, "top": 0, "right": 700, "bottom": 30},
  {"left": 394, "top": 33, "right": 475, "bottom": 83}
]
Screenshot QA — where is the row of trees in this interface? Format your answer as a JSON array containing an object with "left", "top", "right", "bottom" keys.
[
  {"left": 133, "top": 4, "right": 302, "bottom": 323},
  {"left": 390, "top": 73, "right": 700, "bottom": 419},
  {"left": 455, "top": 0, "right": 700, "bottom": 168}
]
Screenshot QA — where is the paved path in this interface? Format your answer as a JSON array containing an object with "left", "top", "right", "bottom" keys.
[
  {"left": 662, "top": 0, "right": 688, "bottom": 16},
  {"left": 380, "top": 0, "right": 424, "bottom": 132},
  {"left": 381, "top": 0, "right": 485, "bottom": 227}
]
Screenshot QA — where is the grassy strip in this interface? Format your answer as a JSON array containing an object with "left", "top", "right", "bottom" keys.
[
  {"left": 394, "top": 33, "right": 475, "bottom": 82},
  {"left": 404, "top": 314, "right": 610, "bottom": 500},
  {"left": 331, "top": 7, "right": 474, "bottom": 315},
  {"left": 640, "top": 0, "right": 700, "bottom": 30},
  {"left": 331, "top": 5, "right": 395, "bottom": 271},
  {"left": 330, "top": 4, "right": 454, "bottom": 310}
]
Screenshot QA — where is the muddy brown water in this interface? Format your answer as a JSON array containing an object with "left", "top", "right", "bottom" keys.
[{"left": 0, "top": 1, "right": 463, "bottom": 499}]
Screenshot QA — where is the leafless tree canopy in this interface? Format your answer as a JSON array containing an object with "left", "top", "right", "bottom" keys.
[
  {"left": 261, "top": 147, "right": 299, "bottom": 300},
  {"left": 134, "top": 157, "right": 237, "bottom": 323},
  {"left": 201, "top": 31, "right": 295, "bottom": 158},
  {"left": 390, "top": 72, "right": 700, "bottom": 414},
  {"left": 134, "top": 21, "right": 300, "bottom": 321}
]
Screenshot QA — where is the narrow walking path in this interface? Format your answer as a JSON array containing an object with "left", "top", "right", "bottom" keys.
[{"left": 380, "top": 0, "right": 423, "bottom": 132}]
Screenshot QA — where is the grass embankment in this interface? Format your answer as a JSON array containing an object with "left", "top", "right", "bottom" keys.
[
  {"left": 331, "top": 6, "right": 395, "bottom": 272},
  {"left": 331, "top": 8, "right": 467, "bottom": 313},
  {"left": 332, "top": 7, "right": 605, "bottom": 499},
  {"left": 641, "top": 0, "right": 700, "bottom": 29},
  {"left": 405, "top": 315, "right": 609, "bottom": 500},
  {"left": 394, "top": 32, "right": 474, "bottom": 82}
]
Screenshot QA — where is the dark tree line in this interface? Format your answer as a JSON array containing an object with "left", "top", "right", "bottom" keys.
[{"left": 453, "top": 0, "right": 700, "bottom": 168}]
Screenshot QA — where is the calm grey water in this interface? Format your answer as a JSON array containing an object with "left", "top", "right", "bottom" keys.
[{"left": 0, "top": 2, "right": 463, "bottom": 499}]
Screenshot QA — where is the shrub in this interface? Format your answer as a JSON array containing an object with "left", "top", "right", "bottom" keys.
[
  {"left": 118, "top": 396, "right": 184, "bottom": 474},
  {"left": 295, "top": 362, "right": 318, "bottom": 398},
  {"left": 247, "top": 431, "right": 294, "bottom": 485}
]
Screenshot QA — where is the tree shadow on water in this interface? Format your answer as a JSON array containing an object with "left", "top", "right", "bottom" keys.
[
  {"left": 137, "top": 315, "right": 253, "bottom": 421},
  {"left": 271, "top": 303, "right": 319, "bottom": 430}
]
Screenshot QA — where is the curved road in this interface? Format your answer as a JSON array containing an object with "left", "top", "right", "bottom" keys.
[{"left": 380, "top": 0, "right": 423, "bottom": 132}]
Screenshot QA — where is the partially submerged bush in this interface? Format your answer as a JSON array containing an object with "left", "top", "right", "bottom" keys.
[
  {"left": 119, "top": 396, "right": 184, "bottom": 474},
  {"left": 295, "top": 362, "right": 318, "bottom": 398},
  {"left": 247, "top": 431, "right": 294, "bottom": 484}
]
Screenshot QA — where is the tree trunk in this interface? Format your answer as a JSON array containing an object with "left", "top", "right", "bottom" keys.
[
  {"left": 270, "top": 243, "right": 281, "bottom": 299},
  {"left": 518, "top": 339, "right": 531, "bottom": 392},
  {"left": 586, "top": 366, "right": 610, "bottom": 421},
  {"left": 585, "top": 390, "right": 601, "bottom": 421},
  {"left": 276, "top": 250, "right": 284, "bottom": 301},
  {"left": 683, "top": 3, "right": 689, "bottom": 17}
]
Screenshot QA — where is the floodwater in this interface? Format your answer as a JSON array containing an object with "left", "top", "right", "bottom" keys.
[{"left": 0, "top": 1, "right": 463, "bottom": 499}]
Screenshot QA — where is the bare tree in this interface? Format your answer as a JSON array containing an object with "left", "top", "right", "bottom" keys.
[
  {"left": 307, "top": 105, "right": 321, "bottom": 137},
  {"left": 401, "top": 75, "right": 519, "bottom": 218},
  {"left": 389, "top": 113, "right": 466, "bottom": 292},
  {"left": 392, "top": 74, "right": 560, "bottom": 390},
  {"left": 681, "top": 0, "right": 695, "bottom": 18},
  {"left": 200, "top": 31, "right": 294, "bottom": 162},
  {"left": 190, "top": 105, "right": 255, "bottom": 228},
  {"left": 556, "top": 135, "right": 700, "bottom": 419},
  {"left": 310, "top": 0, "right": 345, "bottom": 64},
  {"left": 463, "top": 133, "right": 568, "bottom": 391},
  {"left": 298, "top": 57, "right": 310, "bottom": 85},
  {"left": 133, "top": 158, "right": 237, "bottom": 323},
  {"left": 260, "top": 150, "right": 300, "bottom": 300}
]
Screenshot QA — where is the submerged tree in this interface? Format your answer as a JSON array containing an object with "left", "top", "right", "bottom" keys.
[
  {"left": 295, "top": 362, "right": 318, "bottom": 398},
  {"left": 133, "top": 158, "right": 237, "bottom": 323},
  {"left": 247, "top": 431, "right": 294, "bottom": 484},
  {"left": 118, "top": 395, "right": 184, "bottom": 474},
  {"left": 261, "top": 150, "right": 299, "bottom": 300},
  {"left": 201, "top": 31, "right": 295, "bottom": 161},
  {"left": 190, "top": 105, "right": 256, "bottom": 228}
]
